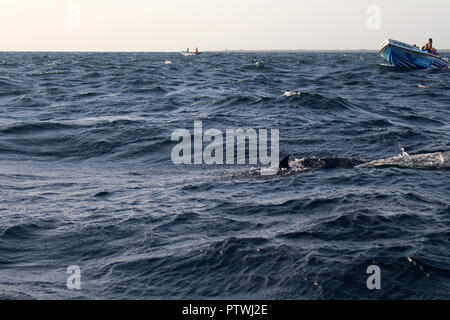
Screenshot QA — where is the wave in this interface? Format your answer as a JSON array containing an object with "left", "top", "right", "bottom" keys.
[
  {"left": 1, "top": 220, "right": 57, "bottom": 241},
  {"left": 283, "top": 91, "right": 356, "bottom": 110},
  {"left": 0, "top": 122, "right": 76, "bottom": 134}
]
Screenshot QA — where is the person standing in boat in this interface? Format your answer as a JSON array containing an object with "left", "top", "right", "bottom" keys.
[{"left": 422, "top": 38, "right": 440, "bottom": 57}]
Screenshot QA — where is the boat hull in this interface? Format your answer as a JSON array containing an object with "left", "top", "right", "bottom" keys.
[
  {"left": 181, "top": 52, "right": 202, "bottom": 56},
  {"left": 379, "top": 39, "right": 448, "bottom": 70}
]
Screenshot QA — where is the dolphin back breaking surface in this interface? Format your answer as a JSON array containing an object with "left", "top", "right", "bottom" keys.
[
  {"left": 275, "top": 151, "right": 450, "bottom": 176},
  {"left": 357, "top": 151, "right": 450, "bottom": 170}
]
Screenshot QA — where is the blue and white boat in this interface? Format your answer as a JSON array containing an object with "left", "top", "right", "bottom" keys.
[{"left": 379, "top": 39, "right": 448, "bottom": 69}]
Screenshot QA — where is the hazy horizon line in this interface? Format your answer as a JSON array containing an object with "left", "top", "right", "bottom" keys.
[{"left": 1, "top": 49, "right": 449, "bottom": 53}]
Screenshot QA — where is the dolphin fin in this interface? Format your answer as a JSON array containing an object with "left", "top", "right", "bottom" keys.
[{"left": 279, "top": 155, "right": 291, "bottom": 171}]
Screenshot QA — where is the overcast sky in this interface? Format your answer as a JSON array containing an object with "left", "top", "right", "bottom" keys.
[{"left": 0, "top": 0, "right": 448, "bottom": 51}]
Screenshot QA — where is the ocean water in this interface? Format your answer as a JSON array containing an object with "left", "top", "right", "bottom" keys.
[{"left": 0, "top": 52, "right": 449, "bottom": 299}]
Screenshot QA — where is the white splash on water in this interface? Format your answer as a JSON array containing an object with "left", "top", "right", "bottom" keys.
[{"left": 283, "top": 90, "right": 302, "bottom": 97}]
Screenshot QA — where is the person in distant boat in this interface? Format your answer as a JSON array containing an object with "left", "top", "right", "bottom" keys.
[
  {"left": 422, "top": 38, "right": 440, "bottom": 57},
  {"left": 186, "top": 48, "right": 189, "bottom": 53},
  {"left": 195, "top": 47, "right": 199, "bottom": 54}
]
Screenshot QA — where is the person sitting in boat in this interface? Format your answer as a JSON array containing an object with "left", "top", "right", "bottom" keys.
[
  {"left": 195, "top": 47, "right": 199, "bottom": 54},
  {"left": 422, "top": 38, "right": 440, "bottom": 57}
]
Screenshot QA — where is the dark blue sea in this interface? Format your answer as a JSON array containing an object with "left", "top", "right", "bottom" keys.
[{"left": 0, "top": 52, "right": 449, "bottom": 299}]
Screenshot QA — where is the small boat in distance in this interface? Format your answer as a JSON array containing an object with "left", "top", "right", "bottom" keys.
[
  {"left": 379, "top": 39, "right": 448, "bottom": 69},
  {"left": 182, "top": 47, "right": 202, "bottom": 56}
]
